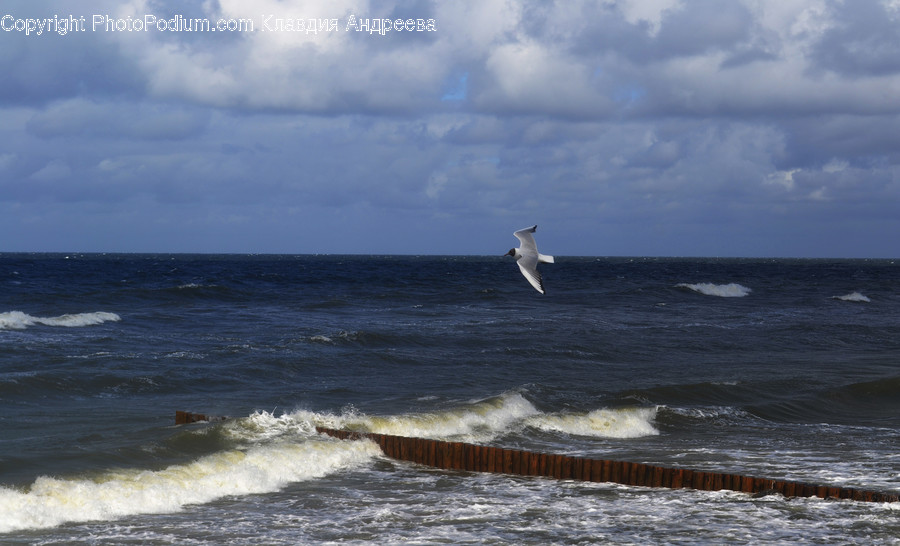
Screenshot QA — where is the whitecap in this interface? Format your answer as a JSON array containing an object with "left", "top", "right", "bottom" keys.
[
  {"left": 258, "top": 394, "right": 658, "bottom": 443},
  {"left": 525, "top": 406, "right": 660, "bottom": 439},
  {"left": 235, "top": 393, "right": 542, "bottom": 445},
  {"left": 833, "top": 292, "right": 870, "bottom": 303},
  {"left": 336, "top": 392, "right": 541, "bottom": 442},
  {"left": 676, "top": 283, "right": 751, "bottom": 298},
  {"left": 0, "top": 311, "right": 121, "bottom": 330},
  {"left": 665, "top": 405, "right": 750, "bottom": 421}
]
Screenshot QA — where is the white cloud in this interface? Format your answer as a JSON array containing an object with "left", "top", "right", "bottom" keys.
[
  {"left": 479, "top": 40, "right": 611, "bottom": 117},
  {"left": 808, "top": 186, "right": 828, "bottom": 201},
  {"left": 59, "top": 0, "right": 900, "bottom": 121},
  {"left": 823, "top": 158, "right": 848, "bottom": 173},
  {"left": 30, "top": 160, "right": 71, "bottom": 182},
  {"left": 425, "top": 171, "right": 447, "bottom": 200},
  {"left": 766, "top": 169, "right": 798, "bottom": 191},
  {"left": 615, "top": 0, "right": 683, "bottom": 35},
  {"left": 97, "top": 159, "right": 118, "bottom": 172}
]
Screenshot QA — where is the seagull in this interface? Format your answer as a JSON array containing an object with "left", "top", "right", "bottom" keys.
[{"left": 505, "top": 225, "right": 554, "bottom": 294}]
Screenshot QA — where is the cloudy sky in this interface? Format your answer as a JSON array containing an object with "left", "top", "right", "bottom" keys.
[{"left": 1, "top": 0, "right": 899, "bottom": 257}]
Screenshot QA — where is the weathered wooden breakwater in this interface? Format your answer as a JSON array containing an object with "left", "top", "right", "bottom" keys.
[{"left": 175, "top": 411, "right": 899, "bottom": 503}]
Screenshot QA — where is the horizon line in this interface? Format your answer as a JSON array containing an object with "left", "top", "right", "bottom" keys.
[{"left": 0, "top": 251, "right": 896, "bottom": 261}]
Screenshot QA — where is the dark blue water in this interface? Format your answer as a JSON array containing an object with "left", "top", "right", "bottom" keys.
[{"left": 2, "top": 254, "right": 899, "bottom": 543}]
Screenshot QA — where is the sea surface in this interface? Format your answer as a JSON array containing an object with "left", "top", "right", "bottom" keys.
[{"left": 1, "top": 254, "right": 899, "bottom": 544}]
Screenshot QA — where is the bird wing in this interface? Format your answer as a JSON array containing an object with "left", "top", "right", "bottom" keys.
[
  {"left": 516, "top": 254, "right": 545, "bottom": 294},
  {"left": 513, "top": 225, "right": 539, "bottom": 255}
]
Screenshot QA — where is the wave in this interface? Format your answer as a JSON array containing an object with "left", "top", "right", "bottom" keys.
[
  {"left": 662, "top": 405, "right": 753, "bottom": 423},
  {"left": 275, "top": 393, "right": 542, "bottom": 444},
  {"left": 306, "top": 330, "right": 367, "bottom": 345},
  {"left": 0, "top": 393, "right": 660, "bottom": 532},
  {"left": 524, "top": 406, "right": 659, "bottom": 439},
  {"left": 676, "top": 283, "right": 751, "bottom": 298},
  {"left": 748, "top": 376, "right": 900, "bottom": 425},
  {"left": 0, "top": 438, "right": 378, "bottom": 534},
  {"left": 0, "top": 311, "right": 121, "bottom": 330},
  {"left": 833, "top": 292, "right": 870, "bottom": 303},
  {"left": 176, "top": 283, "right": 215, "bottom": 289},
  {"left": 304, "top": 330, "right": 420, "bottom": 348},
  {"left": 247, "top": 393, "right": 660, "bottom": 444}
]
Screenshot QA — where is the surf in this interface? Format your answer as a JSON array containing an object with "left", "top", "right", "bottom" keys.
[
  {"left": 270, "top": 392, "right": 661, "bottom": 443},
  {"left": 525, "top": 406, "right": 660, "bottom": 439},
  {"left": 676, "top": 283, "right": 751, "bottom": 297},
  {"left": 0, "top": 392, "right": 661, "bottom": 532},
  {"left": 283, "top": 392, "right": 542, "bottom": 443},
  {"left": 0, "top": 435, "right": 379, "bottom": 533},
  {"left": 0, "top": 311, "right": 121, "bottom": 330}
]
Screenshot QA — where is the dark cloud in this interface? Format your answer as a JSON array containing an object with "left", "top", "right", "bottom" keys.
[
  {"left": 0, "top": 32, "right": 143, "bottom": 105},
  {"left": 0, "top": 0, "right": 146, "bottom": 105},
  {"left": 653, "top": 0, "right": 756, "bottom": 59},
  {"left": 26, "top": 99, "right": 211, "bottom": 140},
  {"left": 811, "top": 0, "right": 900, "bottom": 77}
]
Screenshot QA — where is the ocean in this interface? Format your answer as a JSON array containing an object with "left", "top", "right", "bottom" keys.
[{"left": 1, "top": 254, "right": 898, "bottom": 544}]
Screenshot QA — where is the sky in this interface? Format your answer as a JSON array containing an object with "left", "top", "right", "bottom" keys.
[{"left": 1, "top": 0, "right": 899, "bottom": 257}]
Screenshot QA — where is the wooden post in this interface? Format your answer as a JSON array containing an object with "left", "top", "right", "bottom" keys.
[{"left": 271, "top": 425, "right": 900, "bottom": 504}]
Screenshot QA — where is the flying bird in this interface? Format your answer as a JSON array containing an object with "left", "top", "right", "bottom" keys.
[{"left": 505, "top": 225, "right": 554, "bottom": 294}]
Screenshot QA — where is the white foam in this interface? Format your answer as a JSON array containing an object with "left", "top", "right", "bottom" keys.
[
  {"left": 833, "top": 292, "right": 871, "bottom": 303},
  {"left": 677, "top": 283, "right": 751, "bottom": 298},
  {"left": 0, "top": 438, "right": 379, "bottom": 533},
  {"left": 260, "top": 394, "right": 658, "bottom": 443},
  {"left": 666, "top": 405, "right": 750, "bottom": 421},
  {"left": 232, "top": 393, "right": 542, "bottom": 444},
  {"left": 227, "top": 409, "right": 321, "bottom": 443},
  {"left": 0, "top": 311, "right": 121, "bottom": 330},
  {"left": 288, "top": 393, "right": 542, "bottom": 443},
  {"left": 525, "top": 406, "right": 660, "bottom": 439}
]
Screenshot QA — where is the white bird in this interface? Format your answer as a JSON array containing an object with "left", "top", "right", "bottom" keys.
[{"left": 505, "top": 225, "right": 554, "bottom": 294}]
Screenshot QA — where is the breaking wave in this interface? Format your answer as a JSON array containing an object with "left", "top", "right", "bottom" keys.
[
  {"left": 833, "top": 292, "right": 870, "bottom": 303},
  {"left": 524, "top": 406, "right": 660, "bottom": 439},
  {"left": 0, "top": 392, "right": 660, "bottom": 533},
  {"left": 0, "top": 438, "right": 378, "bottom": 534},
  {"left": 0, "top": 311, "right": 121, "bottom": 330},
  {"left": 247, "top": 392, "right": 660, "bottom": 444},
  {"left": 273, "top": 393, "right": 541, "bottom": 444},
  {"left": 676, "top": 283, "right": 751, "bottom": 298}
]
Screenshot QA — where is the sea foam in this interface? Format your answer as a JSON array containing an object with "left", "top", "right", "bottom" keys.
[
  {"left": 266, "top": 393, "right": 659, "bottom": 443},
  {"left": 0, "top": 438, "right": 379, "bottom": 533},
  {"left": 677, "top": 283, "right": 751, "bottom": 297},
  {"left": 0, "top": 311, "right": 121, "bottom": 330},
  {"left": 525, "top": 406, "right": 660, "bottom": 438},
  {"left": 833, "top": 292, "right": 871, "bottom": 303},
  {"left": 293, "top": 392, "right": 542, "bottom": 443},
  {"left": 0, "top": 394, "right": 661, "bottom": 532}
]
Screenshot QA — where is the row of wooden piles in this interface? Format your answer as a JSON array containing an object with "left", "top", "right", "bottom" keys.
[
  {"left": 173, "top": 413, "right": 898, "bottom": 503},
  {"left": 315, "top": 426, "right": 899, "bottom": 503}
]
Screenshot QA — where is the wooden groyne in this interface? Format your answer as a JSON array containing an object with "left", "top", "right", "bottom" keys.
[
  {"left": 315, "top": 427, "right": 899, "bottom": 503},
  {"left": 175, "top": 410, "right": 228, "bottom": 424},
  {"left": 174, "top": 412, "right": 898, "bottom": 503}
]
